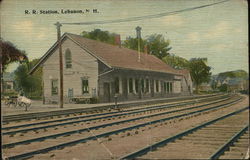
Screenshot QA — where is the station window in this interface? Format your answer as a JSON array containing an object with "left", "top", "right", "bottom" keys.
[
  {"left": 146, "top": 79, "right": 149, "bottom": 92},
  {"left": 65, "top": 48, "right": 72, "bottom": 68},
  {"left": 141, "top": 79, "right": 145, "bottom": 93},
  {"left": 114, "top": 77, "right": 119, "bottom": 94},
  {"left": 82, "top": 79, "right": 89, "bottom": 94},
  {"left": 167, "top": 82, "right": 170, "bottom": 93},
  {"left": 156, "top": 80, "right": 159, "bottom": 92},
  {"left": 68, "top": 88, "right": 74, "bottom": 98},
  {"left": 51, "top": 79, "right": 58, "bottom": 95},
  {"left": 164, "top": 82, "right": 167, "bottom": 92},
  {"left": 129, "top": 78, "right": 133, "bottom": 93},
  {"left": 135, "top": 79, "right": 139, "bottom": 93},
  {"left": 169, "top": 82, "right": 173, "bottom": 92}
]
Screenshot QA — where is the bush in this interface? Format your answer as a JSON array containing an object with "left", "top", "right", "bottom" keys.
[
  {"left": 218, "top": 84, "right": 228, "bottom": 92},
  {"left": 240, "top": 90, "right": 249, "bottom": 95},
  {"left": 199, "top": 90, "right": 218, "bottom": 94},
  {"left": 28, "top": 96, "right": 42, "bottom": 100},
  {"left": 90, "top": 97, "right": 99, "bottom": 104},
  {"left": 2, "top": 90, "right": 18, "bottom": 97}
]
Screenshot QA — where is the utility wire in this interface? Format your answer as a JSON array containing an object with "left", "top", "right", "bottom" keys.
[{"left": 61, "top": 0, "right": 230, "bottom": 25}]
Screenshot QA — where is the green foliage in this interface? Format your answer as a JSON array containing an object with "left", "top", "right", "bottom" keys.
[
  {"left": 146, "top": 34, "right": 172, "bottom": 59},
  {"left": 163, "top": 56, "right": 212, "bottom": 93},
  {"left": 188, "top": 58, "right": 212, "bottom": 93},
  {"left": 211, "top": 79, "right": 217, "bottom": 90},
  {"left": 162, "top": 55, "right": 189, "bottom": 69},
  {"left": 81, "top": 29, "right": 117, "bottom": 45},
  {"left": 218, "top": 70, "right": 248, "bottom": 79},
  {"left": 123, "top": 34, "right": 172, "bottom": 59},
  {"left": 90, "top": 97, "right": 99, "bottom": 104},
  {"left": 80, "top": 29, "right": 172, "bottom": 60},
  {"left": 0, "top": 39, "right": 28, "bottom": 71},
  {"left": 14, "top": 59, "right": 42, "bottom": 99},
  {"left": 2, "top": 90, "right": 18, "bottom": 97},
  {"left": 199, "top": 90, "right": 217, "bottom": 94},
  {"left": 218, "top": 83, "right": 228, "bottom": 92},
  {"left": 123, "top": 36, "right": 147, "bottom": 52}
]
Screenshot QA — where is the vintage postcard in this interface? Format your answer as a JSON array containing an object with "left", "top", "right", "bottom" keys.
[{"left": 1, "top": 0, "right": 249, "bottom": 159}]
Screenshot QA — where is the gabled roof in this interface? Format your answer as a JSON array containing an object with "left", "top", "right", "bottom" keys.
[{"left": 29, "top": 32, "right": 188, "bottom": 76}]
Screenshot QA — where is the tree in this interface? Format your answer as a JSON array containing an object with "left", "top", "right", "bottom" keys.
[
  {"left": 146, "top": 34, "right": 172, "bottom": 59},
  {"left": 14, "top": 59, "right": 42, "bottom": 99},
  {"left": 81, "top": 29, "right": 117, "bottom": 45},
  {"left": 0, "top": 38, "right": 28, "bottom": 71},
  {"left": 162, "top": 54, "right": 189, "bottom": 69},
  {"left": 123, "top": 36, "right": 147, "bottom": 52},
  {"left": 80, "top": 29, "right": 172, "bottom": 60},
  {"left": 188, "top": 58, "right": 212, "bottom": 93},
  {"left": 123, "top": 34, "right": 172, "bottom": 59},
  {"left": 211, "top": 79, "right": 218, "bottom": 90},
  {"left": 218, "top": 70, "right": 248, "bottom": 80}
]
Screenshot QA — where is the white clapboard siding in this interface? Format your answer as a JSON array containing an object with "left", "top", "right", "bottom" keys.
[
  {"left": 43, "top": 37, "right": 98, "bottom": 102},
  {"left": 173, "top": 81, "right": 181, "bottom": 93}
]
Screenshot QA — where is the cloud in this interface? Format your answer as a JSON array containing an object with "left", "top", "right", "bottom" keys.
[
  {"left": 160, "top": 15, "right": 185, "bottom": 27},
  {"left": 211, "top": 44, "right": 227, "bottom": 51},
  {"left": 12, "top": 20, "right": 34, "bottom": 33},
  {"left": 234, "top": 28, "right": 242, "bottom": 33},
  {"left": 36, "top": 27, "right": 48, "bottom": 39},
  {"left": 204, "top": 21, "right": 230, "bottom": 39},
  {"left": 11, "top": 21, "right": 49, "bottom": 40},
  {"left": 185, "top": 32, "right": 200, "bottom": 44},
  {"left": 121, "top": 11, "right": 129, "bottom": 16}
]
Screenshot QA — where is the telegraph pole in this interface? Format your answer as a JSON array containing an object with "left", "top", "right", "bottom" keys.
[
  {"left": 55, "top": 22, "right": 64, "bottom": 108},
  {"left": 0, "top": 49, "right": 3, "bottom": 98},
  {"left": 135, "top": 26, "right": 142, "bottom": 99}
]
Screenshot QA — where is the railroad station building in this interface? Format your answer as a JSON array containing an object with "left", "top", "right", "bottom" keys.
[{"left": 30, "top": 33, "right": 193, "bottom": 104}]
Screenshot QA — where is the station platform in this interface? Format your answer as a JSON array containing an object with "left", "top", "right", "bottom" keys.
[{"left": 1, "top": 94, "right": 214, "bottom": 116}]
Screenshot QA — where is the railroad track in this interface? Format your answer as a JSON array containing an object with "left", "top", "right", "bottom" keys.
[
  {"left": 2, "top": 95, "right": 238, "bottom": 148},
  {"left": 121, "top": 106, "right": 249, "bottom": 160},
  {"left": 2, "top": 94, "right": 230, "bottom": 135},
  {"left": 212, "top": 126, "right": 249, "bottom": 159},
  {"left": 2, "top": 94, "right": 228, "bottom": 130},
  {"left": 3, "top": 93, "right": 222, "bottom": 123},
  {"left": 3, "top": 95, "right": 244, "bottom": 159}
]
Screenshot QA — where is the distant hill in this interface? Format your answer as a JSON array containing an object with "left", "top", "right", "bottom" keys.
[
  {"left": 210, "top": 70, "right": 249, "bottom": 93},
  {"left": 217, "top": 70, "right": 248, "bottom": 80}
]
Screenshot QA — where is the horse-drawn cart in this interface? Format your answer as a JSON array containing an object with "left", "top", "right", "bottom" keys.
[{"left": 4, "top": 96, "right": 18, "bottom": 106}]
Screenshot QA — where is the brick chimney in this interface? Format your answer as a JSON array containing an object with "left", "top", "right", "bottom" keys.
[{"left": 115, "top": 34, "right": 121, "bottom": 48}]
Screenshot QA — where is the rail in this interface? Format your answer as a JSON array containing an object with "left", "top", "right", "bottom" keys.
[
  {"left": 2, "top": 95, "right": 233, "bottom": 135},
  {"left": 120, "top": 106, "right": 249, "bottom": 160},
  {"left": 209, "top": 125, "right": 249, "bottom": 160},
  {"left": 3, "top": 93, "right": 222, "bottom": 122},
  {"left": 4, "top": 97, "right": 243, "bottom": 159}
]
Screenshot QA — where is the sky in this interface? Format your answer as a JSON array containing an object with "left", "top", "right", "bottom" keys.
[{"left": 0, "top": 0, "right": 248, "bottom": 75}]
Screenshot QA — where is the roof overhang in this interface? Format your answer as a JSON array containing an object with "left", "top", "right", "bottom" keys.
[
  {"left": 28, "top": 34, "right": 67, "bottom": 75},
  {"left": 112, "top": 66, "right": 183, "bottom": 76},
  {"left": 28, "top": 33, "right": 112, "bottom": 75}
]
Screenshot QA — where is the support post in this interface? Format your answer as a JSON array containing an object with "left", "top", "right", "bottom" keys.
[
  {"left": 0, "top": 48, "right": 4, "bottom": 99},
  {"left": 55, "top": 22, "right": 64, "bottom": 108}
]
